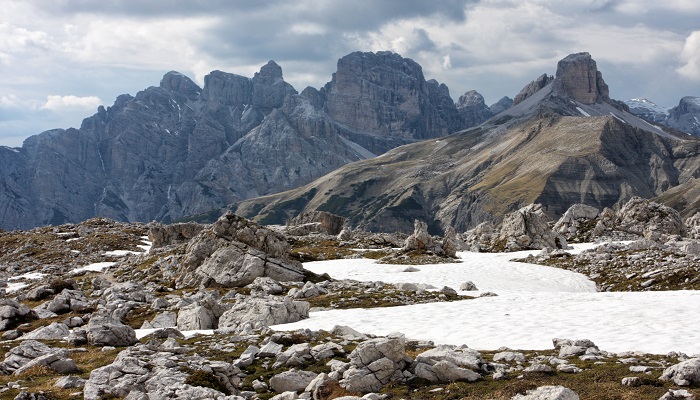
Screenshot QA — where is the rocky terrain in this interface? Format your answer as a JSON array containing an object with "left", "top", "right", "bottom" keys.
[
  {"left": 0, "top": 202, "right": 698, "bottom": 399},
  {"left": 0, "top": 51, "right": 488, "bottom": 231},
  {"left": 237, "top": 52, "right": 700, "bottom": 234}
]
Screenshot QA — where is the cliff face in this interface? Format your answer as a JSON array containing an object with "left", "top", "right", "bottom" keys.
[
  {"left": 320, "top": 51, "right": 466, "bottom": 154},
  {"left": 0, "top": 52, "right": 476, "bottom": 230}
]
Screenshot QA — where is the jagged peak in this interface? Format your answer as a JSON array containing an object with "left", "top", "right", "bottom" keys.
[
  {"left": 256, "top": 60, "right": 284, "bottom": 81},
  {"left": 159, "top": 70, "right": 201, "bottom": 98}
]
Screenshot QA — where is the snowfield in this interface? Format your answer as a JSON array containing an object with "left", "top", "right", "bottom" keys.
[{"left": 273, "top": 244, "right": 700, "bottom": 355}]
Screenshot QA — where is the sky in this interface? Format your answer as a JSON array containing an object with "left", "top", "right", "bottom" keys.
[{"left": 1, "top": 0, "right": 699, "bottom": 147}]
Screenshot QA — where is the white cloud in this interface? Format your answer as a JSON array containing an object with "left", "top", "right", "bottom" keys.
[
  {"left": 678, "top": 31, "right": 700, "bottom": 81},
  {"left": 42, "top": 95, "right": 102, "bottom": 111}
]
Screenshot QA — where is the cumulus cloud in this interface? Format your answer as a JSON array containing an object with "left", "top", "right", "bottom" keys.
[
  {"left": 42, "top": 95, "right": 102, "bottom": 111},
  {"left": 678, "top": 31, "right": 700, "bottom": 81}
]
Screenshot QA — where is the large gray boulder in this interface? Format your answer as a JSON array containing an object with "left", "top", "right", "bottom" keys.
[
  {"left": 176, "top": 212, "right": 305, "bottom": 288},
  {"left": 511, "top": 385, "right": 580, "bottom": 400},
  {"left": 269, "top": 369, "right": 318, "bottom": 393},
  {"left": 218, "top": 296, "right": 309, "bottom": 332},
  {"left": 20, "top": 322, "right": 70, "bottom": 340},
  {"left": 660, "top": 358, "right": 700, "bottom": 386},
  {"left": 0, "top": 299, "right": 37, "bottom": 331},
  {"left": 340, "top": 334, "right": 408, "bottom": 393},
  {"left": 86, "top": 315, "right": 138, "bottom": 347}
]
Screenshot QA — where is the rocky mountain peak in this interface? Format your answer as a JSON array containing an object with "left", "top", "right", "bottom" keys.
[
  {"left": 159, "top": 71, "right": 201, "bottom": 99},
  {"left": 552, "top": 52, "right": 609, "bottom": 104},
  {"left": 456, "top": 90, "right": 486, "bottom": 109},
  {"left": 256, "top": 60, "right": 284, "bottom": 80}
]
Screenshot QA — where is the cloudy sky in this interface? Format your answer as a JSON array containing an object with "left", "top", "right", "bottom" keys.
[{"left": 1, "top": 0, "right": 699, "bottom": 147}]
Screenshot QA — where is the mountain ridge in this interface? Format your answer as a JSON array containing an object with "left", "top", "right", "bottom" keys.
[{"left": 235, "top": 53, "right": 700, "bottom": 234}]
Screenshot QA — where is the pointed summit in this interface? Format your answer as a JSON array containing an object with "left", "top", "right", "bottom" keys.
[
  {"left": 256, "top": 60, "right": 284, "bottom": 80},
  {"left": 159, "top": 71, "right": 201, "bottom": 98},
  {"left": 552, "top": 52, "right": 609, "bottom": 104}
]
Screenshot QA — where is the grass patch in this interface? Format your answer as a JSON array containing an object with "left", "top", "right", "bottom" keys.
[{"left": 307, "top": 286, "right": 472, "bottom": 310}]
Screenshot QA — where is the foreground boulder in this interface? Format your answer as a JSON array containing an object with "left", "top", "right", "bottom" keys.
[
  {"left": 86, "top": 315, "right": 138, "bottom": 347},
  {"left": 218, "top": 295, "right": 309, "bottom": 333},
  {"left": 176, "top": 212, "right": 305, "bottom": 288},
  {"left": 413, "top": 345, "right": 483, "bottom": 383},
  {"left": 660, "top": 358, "right": 700, "bottom": 386},
  {"left": 340, "top": 334, "right": 408, "bottom": 393},
  {"left": 511, "top": 385, "right": 580, "bottom": 400}
]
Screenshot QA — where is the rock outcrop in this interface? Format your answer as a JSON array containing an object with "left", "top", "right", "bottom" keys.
[
  {"left": 176, "top": 212, "right": 305, "bottom": 288},
  {"left": 615, "top": 197, "right": 686, "bottom": 239},
  {"left": 498, "top": 204, "right": 567, "bottom": 251},
  {"left": 552, "top": 52, "right": 609, "bottom": 104}
]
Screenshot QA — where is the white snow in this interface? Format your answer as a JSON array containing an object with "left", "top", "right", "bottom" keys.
[
  {"left": 9, "top": 272, "right": 46, "bottom": 281},
  {"left": 6, "top": 272, "right": 47, "bottom": 293},
  {"left": 138, "top": 236, "right": 152, "bottom": 253},
  {"left": 609, "top": 112, "right": 627, "bottom": 124},
  {"left": 300, "top": 250, "right": 596, "bottom": 294},
  {"left": 273, "top": 244, "right": 700, "bottom": 355},
  {"left": 72, "top": 261, "right": 115, "bottom": 273},
  {"left": 104, "top": 250, "right": 140, "bottom": 256},
  {"left": 576, "top": 107, "right": 591, "bottom": 117}
]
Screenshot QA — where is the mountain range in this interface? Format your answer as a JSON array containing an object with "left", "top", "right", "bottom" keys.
[
  {"left": 235, "top": 53, "right": 700, "bottom": 233},
  {"left": 1, "top": 51, "right": 699, "bottom": 232},
  {"left": 0, "top": 51, "right": 497, "bottom": 230},
  {"left": 624, "top": 97, "right": 700, "bottom": 135}
]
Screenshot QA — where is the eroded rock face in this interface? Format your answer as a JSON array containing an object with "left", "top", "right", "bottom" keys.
[
  {"left": 322, "top": 51, "right": 465, "bottom": 154},
  {"left": 403, "top": 220, "right": 434, "bottom": 252},
  {"left": 176, "top": 212, "right": 305, "bottom": 288},
  {"left": 285, "top": 211, "right": 346, "bottom": 236},
  {"left": 552, "top": 52, "right": 609, "bottom": 104}
]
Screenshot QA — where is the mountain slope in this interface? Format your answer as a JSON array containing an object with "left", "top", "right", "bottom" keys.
[{"left": 236, "top": 53, "right": 700, "bottom": 233}]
